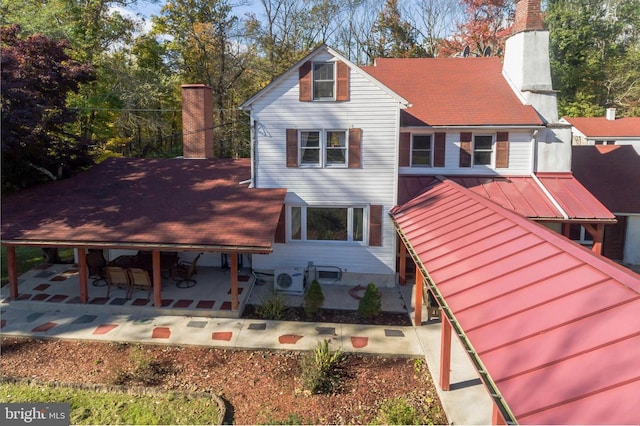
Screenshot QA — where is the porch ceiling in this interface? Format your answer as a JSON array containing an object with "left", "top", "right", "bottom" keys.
[
  {"left": 1, "top": 157, "right": 286, "bottom": 253},
  {"left": 391, "top": 178, "right": 640, "bottom": 424}
]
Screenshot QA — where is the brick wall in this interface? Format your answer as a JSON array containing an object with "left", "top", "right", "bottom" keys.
[{"left": 181, "top": 84, "right": 214, "bottom": 159}]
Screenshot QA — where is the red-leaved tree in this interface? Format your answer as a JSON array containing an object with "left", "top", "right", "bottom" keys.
[
  {"left": 439, "top": 0, "right": 514, "bottom": 58},
  {"left": 1, "top": 24, "right": 95, "bottom": 193}
]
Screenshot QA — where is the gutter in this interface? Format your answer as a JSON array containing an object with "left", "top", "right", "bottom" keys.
[
  {"left": 391, "top": 219, "right": 519, "bottom": 425},
  {"left": 0, "top": 240, "right": 274, "bottom": 255}
]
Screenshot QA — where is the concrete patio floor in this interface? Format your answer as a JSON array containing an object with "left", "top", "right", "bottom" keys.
[{"left": 0, "top": 262, "right": 494, "bottom": 425}]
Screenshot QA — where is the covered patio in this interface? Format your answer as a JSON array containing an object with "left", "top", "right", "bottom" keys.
[
  {"left": 392, "top": 177, "right": 640, "bottom": 424},
  {"left": 1, "top": 157, "right": 287, "bottom": 316}
]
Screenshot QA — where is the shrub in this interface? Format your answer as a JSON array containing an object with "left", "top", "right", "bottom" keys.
[
  {"left": 300, "top": 339, "right": 342, "bottom": 394},
  {"left": 110, "top": 346, "right": 168, "bottom": 386},
  {"left": 357, "top": 282, "right": 381, "bottom": 319},
  {"left": 303, "top": 279, "right": 324, "bottom": 318},
  {"left": 256, "top": 292, "right": 288, "bottom": 320},
  {"left": 374, "top": 397, "right": 423, "bottom": 425}
]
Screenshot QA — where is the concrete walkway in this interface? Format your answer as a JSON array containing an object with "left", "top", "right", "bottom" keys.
[{"left": 0, "top": 301, "right": 493, "bottom": 425}]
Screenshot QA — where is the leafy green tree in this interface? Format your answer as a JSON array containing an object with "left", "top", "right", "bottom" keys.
[
  {"left": 155, "top": 0, "right": 251, "bottom": 157},
  {"left": 547, "top": 0, "right": 640, "bottom": 116},
  {"left": 365, "top": 0, "right": 427, "bottom": 62},
  {"left": 1, "top": 25, "right": 95, "bottom": 193}
]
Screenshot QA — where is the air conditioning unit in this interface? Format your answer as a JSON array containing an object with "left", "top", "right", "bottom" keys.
[{"left": 274, "top": 268, "right": 305, "bottom": 295}]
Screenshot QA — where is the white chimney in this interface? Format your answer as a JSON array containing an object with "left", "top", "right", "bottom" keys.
[
  {"left": 503, "top": 0, "right": 572, "bottom": 173},
  {"left": 606, "top": 108, "right": 616, "bottom": 120}
]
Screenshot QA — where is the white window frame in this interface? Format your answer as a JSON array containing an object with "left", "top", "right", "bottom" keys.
[
  {"left": 288, "top": 205, "right": 368, "bottom": 244},
  {"left": 312, "top": 61, "right": 335, "bottom": 101},
  {"left": 299, "top": 129, "right": 348, "bottom": 168},
  {"left": 411, "top": 134, "right": 433, "bottom": 167},
  {"left": 473, "top": 134, "right": 495, "bottom": 167}
]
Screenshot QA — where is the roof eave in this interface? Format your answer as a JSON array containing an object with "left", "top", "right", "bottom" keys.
[{"left": 0, "top": 240, "right": 275, "bottom": 255}]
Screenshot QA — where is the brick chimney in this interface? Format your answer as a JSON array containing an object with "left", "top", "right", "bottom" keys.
[
  {"left": 181, "top": 84, "right": 214, "bottom": 159},
  {"left": 512, "top": 0, "right": 544, "bottom": 34}
]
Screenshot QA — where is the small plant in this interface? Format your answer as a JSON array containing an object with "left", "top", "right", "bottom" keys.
[
  {"left": 303, "top": 279, "right": 325, "bottom": 319},
  {"left": 357, "top": 282, "right": 382, "bottom": 319},
  {"left": 300, "top": 339, "right": 342, "bottom": 394},
  {"left": 256, "top": 292, "right": 288, "bottom": 320},
  {"left": 374, "top": 397, "right": 423, "bottom": 425},
  {"left": 110, "top": 346, "right": 168, "bottom": 386}
]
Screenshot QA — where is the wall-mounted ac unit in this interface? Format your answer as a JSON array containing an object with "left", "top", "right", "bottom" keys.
[{"left": 274, "top": 268, "right": 305, "bottom": 295}]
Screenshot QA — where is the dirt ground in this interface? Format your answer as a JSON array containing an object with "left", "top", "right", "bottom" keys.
[{"left": 0, "top": 337, "right": 447, "bottom": 425}]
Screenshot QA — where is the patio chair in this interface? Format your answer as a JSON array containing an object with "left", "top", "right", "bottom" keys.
[
  {"left": 173, "top": 252, "right": 202, "bottom": 288},
  {"left": 86, "top": 249, "right": 107, "bottom": 286},
  {"left": 105, "top": 266, "right": 131, "bottom": 298},
  {"left": 127, "top": 268, "right": 153, "bottom": 300}
]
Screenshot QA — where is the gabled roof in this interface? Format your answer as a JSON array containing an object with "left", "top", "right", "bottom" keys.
[
  {"left": 362, "top": 57, "right": 544, "bottom": 127},
  {"left": 563, "top": 116, "right": 640, "bottom": 138},
  {"left": 572, "top": 145, "right": 640, "bottom": 213},
  {"left": 390, "top": 178, "right": 640, "bottom": 424},
  {"left": 398, "top": 174, "right": 615, "bottom": 221},
  {"left": 240, "top": 44, "right": 409, "bottom": 109},
  {"left": 1, "top": 158, "right": 286, "bottom": 252}
]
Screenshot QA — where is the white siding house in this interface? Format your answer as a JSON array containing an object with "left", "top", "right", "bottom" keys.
[{"left": 241, "top": 47, "right": 409, "bottom": 286}]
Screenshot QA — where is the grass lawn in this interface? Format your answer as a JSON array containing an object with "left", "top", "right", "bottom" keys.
[
  {"left": 0, "top": 382, "right": 223, "bottom": 425},
  {"left": 1, "top": 246, "right": 75, "bottom": 284}
]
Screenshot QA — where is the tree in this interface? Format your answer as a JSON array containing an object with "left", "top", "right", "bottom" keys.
[
  {"left": 365, "top": 0, "right": 427, "bottom": 62},
  {"left": 547, "top": 0, "right": 640, "bottom": 116},
  {"left": 1, "top": 25, "right": 95, "bottom": 193},
  {"left": 439, "top": 0, "right": 513, "bottom": 58},
  {"left": 155, "top": 0, "right": 251, "bottom": 157},
  {"left": 411, "top": 0, "right": 462, "bottom": 57}
]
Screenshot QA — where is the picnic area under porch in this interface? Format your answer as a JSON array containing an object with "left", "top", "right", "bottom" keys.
[{"left": 1, "top": 250, "right": 413, "bottom": 319}]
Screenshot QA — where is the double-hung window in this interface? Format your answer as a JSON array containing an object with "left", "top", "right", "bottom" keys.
[
  {"left": 290, "top": 206, "right": 365, "bottom": 243},
  {"left": 473, "top": 135, "right": 494, "bottom": 166},
  {"left": 313, "top": 62, "right": 334, "bottom": 100},
  {"left": 300, "top": 130, "right": 347, "bottom": 167},
  {"left": 411, "top": 134, "right": 432, "bottom": 167}
]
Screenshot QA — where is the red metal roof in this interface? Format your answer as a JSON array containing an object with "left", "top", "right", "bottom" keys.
[
  {"left": 398, "top": 175, "right": 615, "bottom": 221},
  {"left": 1, "top": 158, "right": 286, "bottom": 252},
  {"left": 391, "top": 178, "right": 640, "bottom": 424},
  {"left": 362, "top": 57, "right": 543, "bottom": 127},
  {"left": 572, "top": 145, "right": 640, "bottom": 214},
  {"left": 563, "top": 116, "right": 640, "bottom": 138}
]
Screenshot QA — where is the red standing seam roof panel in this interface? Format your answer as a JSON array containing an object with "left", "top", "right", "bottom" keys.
[
  {"left": 390, "top": 178, "right": 640, "bottom": 425},
  {"left": 398, "top": 175, "right": 615, "bottom": 221}
]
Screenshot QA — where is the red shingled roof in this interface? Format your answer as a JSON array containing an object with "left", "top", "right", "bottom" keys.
[
  {"left": 1, "top": 158, "right": 286, "bottom": 252},
  {"left": 398, "top": 174, "right": 615, "bottom": 221},
  {"left": 391, "top": 178, "right": 640, "bottom": 424},
  {"left": 572, "top": 144, "right": 640, "bottom": 213},
  {"left": 362, "top": 57, "right": 543, "bottom": 126},
  {"left": 563, "top": 116, "right": 640, "bottom": 137}
]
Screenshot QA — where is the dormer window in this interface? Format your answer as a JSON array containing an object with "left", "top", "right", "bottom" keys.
[{"left": 313, "top": 62, "right": 334, "bottom": 100}]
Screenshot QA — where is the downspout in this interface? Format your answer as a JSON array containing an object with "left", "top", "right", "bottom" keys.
[
  {"left": 391, "top": 219, "right": 519, "bottom": 425},
  {"left": 241, "top": 109, "right": 256, "bottom": 188}
]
